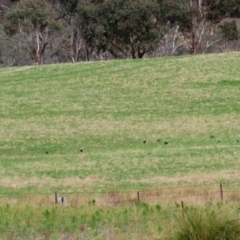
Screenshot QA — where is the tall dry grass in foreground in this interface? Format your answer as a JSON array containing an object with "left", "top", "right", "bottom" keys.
[{"left": 166, "top": 203, "right": 240, "bottom": 240}]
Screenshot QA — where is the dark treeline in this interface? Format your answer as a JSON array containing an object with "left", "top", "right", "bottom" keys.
[{"left": 0, "top": 0, "right": 240, "bottom": 66}]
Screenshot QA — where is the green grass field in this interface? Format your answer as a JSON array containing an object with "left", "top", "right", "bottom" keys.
[
  {"left": 1, "top": 53, "right": 240, "bottom": 239},
  {"left": 1, "top": 52, "right": 240, "bottom": 197}
]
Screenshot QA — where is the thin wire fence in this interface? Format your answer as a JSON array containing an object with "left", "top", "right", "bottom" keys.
[{"left": 0, "top": 182, "right": 240, "bottom": 206}]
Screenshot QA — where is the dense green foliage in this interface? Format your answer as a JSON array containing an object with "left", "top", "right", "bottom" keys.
[
  {"left": 77, "top": 0, "right": 164, "bottom": 58},
  {"left": 221, "top": 20, "right": 239, "bottom": 41},
  {"left": 1, "top": 0, "right": 240, "bottom": 65}
]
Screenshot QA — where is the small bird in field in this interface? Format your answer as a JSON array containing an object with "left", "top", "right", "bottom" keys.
[
  {"left": 157, "top": 139, "right": 161, "bottom": 142},
  {"left": 217, "top": 140, "right": 221, "bottom": 143},
  {"left": 45, "top": 151, "right": 48, "bottom": 154},
  {"left": 164, "top": 142, "right": 168, "bottom": 145},
  {"left": 80, "top": 149, "right": 83, "bottom": 152},
  {"left": 143, "top": 140, "right": 147, "bottom": 144},
  {"left": 210, "top": 135, "right": 215, "bottom": 139}
]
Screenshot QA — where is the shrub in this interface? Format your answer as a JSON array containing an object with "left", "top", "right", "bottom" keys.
[{"left": 166, "top": 203, "right": 240, "bottom": 240}]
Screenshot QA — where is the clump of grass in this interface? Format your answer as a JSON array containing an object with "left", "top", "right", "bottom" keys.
[{"left": 166, "top": 203, "right": 240, "bottom": 240}]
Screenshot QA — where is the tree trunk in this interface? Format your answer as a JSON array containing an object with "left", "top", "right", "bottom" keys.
[
  {"left": 137, "top": 46, "right": 147, "bottom": 58},
  {"left": 192, "top": 31, "right": 197, "bottom": 54},
  {"left": 35, "top": 30, "right": 41, "bottom": 64},
  {"left": 34, "top": 30, "right": 49, "bottom": 65},
  {"left": 131, "top": 44, "right": 136, "bottom": 59}
]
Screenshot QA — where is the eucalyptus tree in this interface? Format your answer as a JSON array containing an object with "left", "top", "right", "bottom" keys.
[
  {"left": 77, "top": 0, "right": 166, "bottom": 59},
  {"left": 4, "top": 0, "right": 60, "bottom": 65},
  {"left": 159, "top": 0, "right": 240, "bottom": 54},
  {"left": 53, "top": 0, "right": 86, "bottom": 62}
]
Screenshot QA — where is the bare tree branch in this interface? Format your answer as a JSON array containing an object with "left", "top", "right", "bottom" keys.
[{"left": 0, "top": 4, "right": 11, "bottom": 11}]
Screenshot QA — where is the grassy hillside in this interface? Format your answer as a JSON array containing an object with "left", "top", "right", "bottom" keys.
[{"left": 0, "top": 53, "right": 240, "bottom": 196}]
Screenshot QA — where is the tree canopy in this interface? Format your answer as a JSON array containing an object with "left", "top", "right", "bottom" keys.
[
  {"left": 0, "top": 0, "right": 240, "bottom": 65},
  {"left": 77, "top": 0, "right": 165, "bottom": 59},
  {"left": 4, "top": 0, "right": 60, "bottom": 64},
  {"left": 159, "top": 0, "right": 240, "bottom": 53}
]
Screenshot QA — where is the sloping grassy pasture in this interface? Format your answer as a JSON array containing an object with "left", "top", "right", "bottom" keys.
[{"left": 0, "top": 53, "right": 240, "bottom": 196}]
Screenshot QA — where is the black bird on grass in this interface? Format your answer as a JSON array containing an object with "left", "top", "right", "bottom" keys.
[
  {"left": 210, "top": 135, "right": 215, "bottom": 139},
  {"left": 45, "top": 151, "right": 48, "bottom": 154},
  {"left": 80, "top": 149, "right": 83, "bottom": 152},
  {"left": 164, "top": 142, "right": 168, "bottom": 145},
  {"left": 143, "top": 140, "right": 147, "bottom": 144},
  {"left": 217, "top": 140, "right": 221, "bottom": 143}
]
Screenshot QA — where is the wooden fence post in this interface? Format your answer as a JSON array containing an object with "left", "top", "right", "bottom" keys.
[
  {"left": 181, "top": 200, "right": 185, "bottom": 218},
  {"left": 220, "top": 183, "right": 223, "bottom": 201},
  {"left": 137, "top": 191, "right": 140, "bottom": 202},
  {"left": 55, "top": 192, "right": 58, "bottom": 204}
]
